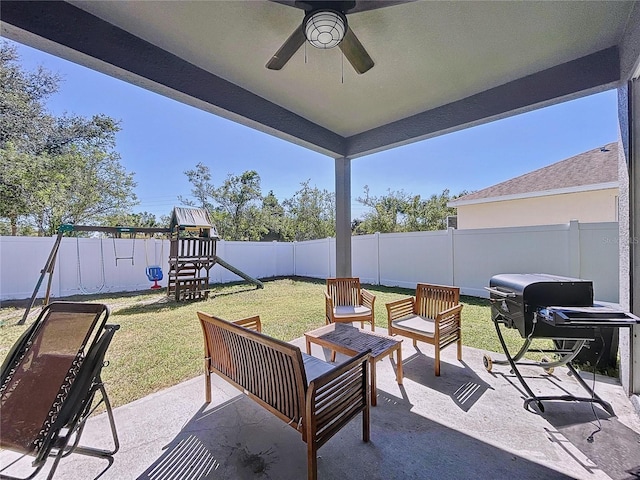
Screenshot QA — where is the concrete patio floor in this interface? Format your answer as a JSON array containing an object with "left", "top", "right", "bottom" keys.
[{"left": 2, "top": 331, "right": 640, "bottom": 480}]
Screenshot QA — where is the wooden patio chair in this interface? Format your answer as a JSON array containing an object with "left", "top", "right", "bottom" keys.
[
  {"left": 386, "top": 283, "right": 463, "bottom": 376},
  {"left": 325, "top": 277, "right": 376, "bottom": 331},
  {"left": 0, "top": 302, "right": 120, "bottom": 480}
]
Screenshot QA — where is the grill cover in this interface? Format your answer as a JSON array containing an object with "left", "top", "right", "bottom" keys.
[{"left": 489, "top": 273, "right": 594, "bottom": 338}]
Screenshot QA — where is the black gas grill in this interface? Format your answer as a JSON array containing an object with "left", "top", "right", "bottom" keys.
[{"left": 484, "top": 273, "right": 639, "bottom": 414}]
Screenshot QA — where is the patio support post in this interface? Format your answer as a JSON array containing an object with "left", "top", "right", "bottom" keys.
[
  {"left": 618, "top": 80, "right": 640, "bottom": 399},
  {"left": 335, "top": 157, "right": 352, "bottom": 277},
  {"left": 630, "top": 80, "right": 640, "bottom": 397}
]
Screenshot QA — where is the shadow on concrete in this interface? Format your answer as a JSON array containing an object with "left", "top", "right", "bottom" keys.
[
  {"left": 540, "top": 401, "right": 640, "bottom": 480},
  {"left": 311, "top": 341, "right": 492, "bottom": 413},
  {"left": 483, "top": 362, "right": 640, "bottom": 480},
  {"left": 135, "top": 388, "right": 574, "bottom": 480},
  {"left": 397, "top": 347, "right": 494, "bottom": 412}
]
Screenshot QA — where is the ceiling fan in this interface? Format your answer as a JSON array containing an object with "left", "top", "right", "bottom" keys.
[{"left": 266, "top": 1, "right": 412, "bottom": 74}]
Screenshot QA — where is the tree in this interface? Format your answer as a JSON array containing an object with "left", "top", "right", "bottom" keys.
[
  {"left": 0, "top": 41, "right": 137, "bottom": 236},
  {"left": 355, "top": 186, "right": 408, "bottom": 234},
  {"left": 38, "top": 148, "right": 136, "bottom": 236},
  {"left": 0, "top": 42, "right": 59, "bottom": 155},
  {"left": 404, "top": 189, "right": 463, "bottom": 231},
  {"left": 354, "top": 187, "right": 465, "bottom": 234},
  {"left": 180, "top": 165, "right": 267, "bottom": 240},
  {"left": 283, "top": 180, "right": 335, "bottom": 241},
  {"left": 261, "top": 190, "right": 287, "bottom": 241},
  {"left": 213, "top": 170, "right": 264, "bottom": 240},
  {"left": 178, "top": 162, "right": 215, "bottom": 210},
  {"left": 0, "top": 146, "right": 38, "bottom": 235}
]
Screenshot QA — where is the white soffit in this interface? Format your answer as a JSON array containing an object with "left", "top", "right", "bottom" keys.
[{"left": 69, "top": 0, "right": 633, "bottom": 137}]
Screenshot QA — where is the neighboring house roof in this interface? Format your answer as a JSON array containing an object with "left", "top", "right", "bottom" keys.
[{"left": 449, "top": 142, "right": 619, "bottom": 207}]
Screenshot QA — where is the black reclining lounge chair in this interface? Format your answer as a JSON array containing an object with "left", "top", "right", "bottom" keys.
[{"left": 0, "top": 302, "right": 120, "bottom": 480}]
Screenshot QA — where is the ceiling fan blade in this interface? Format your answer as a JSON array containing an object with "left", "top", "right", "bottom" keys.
[
  {"left": 268, "top": 0, "right": 302, "bottom": 9},
  {"left": 269, "top": 1, "right": 356, "bottom": 12},
  {"left": 339, "top": 28, "right": 374, "bottom": 74},
  {"left": 268, "top": 0, "right": 415, "bottom": 13},
  {"left": 346, "top": 0, "right": 416, "bottom": 14},
  {"left": 266, "top": 24, "right": 306, "bottom": 70}
]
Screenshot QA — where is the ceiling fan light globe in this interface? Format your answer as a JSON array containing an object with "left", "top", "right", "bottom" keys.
[{"left": 304, "top": 10, "right": 347, "bottom": 49}]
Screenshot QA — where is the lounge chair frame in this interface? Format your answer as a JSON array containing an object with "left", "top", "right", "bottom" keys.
[{"left": 0, "top": 302, "right": 120, "bottom": 480}]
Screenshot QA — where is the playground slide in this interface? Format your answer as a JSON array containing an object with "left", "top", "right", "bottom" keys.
[{"left": 214, "top": 256, "right": 264, "bottom": 289}]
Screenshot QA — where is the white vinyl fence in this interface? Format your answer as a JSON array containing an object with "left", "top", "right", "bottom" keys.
[{"left": 0, "top": 220, "right": 619, "bottom": 303}]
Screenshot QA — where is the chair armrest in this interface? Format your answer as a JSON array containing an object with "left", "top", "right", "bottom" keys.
[
  {"left": 325, "top": 292, "right": 334, "bottom": 324},
  {"left": 305, "top": 349, "right": 370, "bottom": 444},
  {"left": 361, "top": 289, "right": 376, "bottom": 312},
  {"left": 385, "top": 297, "right": 415, "bottom": 329},
  {"left": 434, "top": 304, "right": 463, "bottom": 335},
  {"left": 232, "top": 315, "right": 261, "bottom": 332}
]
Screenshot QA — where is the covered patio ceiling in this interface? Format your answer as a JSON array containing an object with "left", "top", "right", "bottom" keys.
[
  {"left": 2, "top": 0, "right": 640, "bottom": 404},
  {"left": 2, "top": 0, "right": 639, "bottom": 159}
]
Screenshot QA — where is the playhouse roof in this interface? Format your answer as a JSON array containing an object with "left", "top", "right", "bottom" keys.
[{"left": 170, "top": 207, "right": 219, "bottom": 238}]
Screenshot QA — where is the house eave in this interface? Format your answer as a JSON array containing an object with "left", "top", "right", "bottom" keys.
[{"left": 448, "top": 181, "right": 619, "bottom": 207}]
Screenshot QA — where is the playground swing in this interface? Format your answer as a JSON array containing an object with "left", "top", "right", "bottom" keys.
[
  {"left": 144, "top": 238, "right": 164, "bottom": 290},
  {"left": 113, "top": 233, "right": 135, "bottom": 266},
  {"left": 76, "top": 236, "right": 106, "bottom": 294},
  {"left": 20, "top": 223, "right": 173, "bottom": 325}
]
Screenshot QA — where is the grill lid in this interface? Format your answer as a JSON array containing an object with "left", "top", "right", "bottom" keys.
[
  {"left": 489, "top": 273, "right": 592, "bottom": 296},
  {"left": 487, "top": 273, "right": 639, "bottom": 337},
  {"left": 487, "top": 273, "right": 595, "bottom": 337},
  {"left": 488, "top": 273, "right": 594, "bottom": 307}
]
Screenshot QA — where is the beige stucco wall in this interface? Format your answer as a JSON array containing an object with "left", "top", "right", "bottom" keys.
[{"left": 456, "top": 188, "right": 618, "bottom": 229}]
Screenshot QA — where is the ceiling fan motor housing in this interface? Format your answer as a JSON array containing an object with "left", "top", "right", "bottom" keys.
[
  {"left": 266, "top": 0, "right": 375, "bottom": 73},
  {"left": 303, "top": 9, "right": 348, "bottom": 49}
]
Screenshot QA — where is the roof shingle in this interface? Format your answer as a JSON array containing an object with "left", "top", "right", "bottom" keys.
[{"left": 454, "top": 142, "right": 618, "bottom": 203}]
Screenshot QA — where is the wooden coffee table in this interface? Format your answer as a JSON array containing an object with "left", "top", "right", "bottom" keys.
[{"left": 305, "top": 323, "right": 403, "bottom": 406}]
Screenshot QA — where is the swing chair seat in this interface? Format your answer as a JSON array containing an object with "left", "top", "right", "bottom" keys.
[{"left": 146, "top": 266, "right": 163, "bottom": 282}]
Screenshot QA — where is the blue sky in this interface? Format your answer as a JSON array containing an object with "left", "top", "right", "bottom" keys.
[{"left": 9, "top": 38, "right": 619, "bottom": 220}]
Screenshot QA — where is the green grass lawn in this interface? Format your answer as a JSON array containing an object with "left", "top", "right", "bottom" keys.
[{"left": 0, "top": 277, "right": 553, "bottom": 409}]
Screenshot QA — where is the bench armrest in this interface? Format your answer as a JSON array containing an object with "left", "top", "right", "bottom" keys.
[
  {"left": 232, "top": 315, "right": 261, "bottom": 332},
  {"left": 361, "top": 289, "right": 376, "bottom": 312},
  {"left": 385, "top": 297, "right": 415, "bottom": 329},
  {"left": 305, "top": 349, "right": 370, "bottom": 447},
  {"left": 325, "top": 292, "right": 334, "bottom": 324},
  {"left": 434, "top": 304, "right": 463, "bottom": 336}
]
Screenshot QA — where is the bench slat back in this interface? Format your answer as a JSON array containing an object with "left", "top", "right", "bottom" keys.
[
  {"left": 415, "top": 283, "right": 459, "bottom": 318},
  {"left": 327, "top": 278, "right": 362, "bottom": 307},
  {"left": 198, "top": 312, "right": 307, "bottom": 428}
]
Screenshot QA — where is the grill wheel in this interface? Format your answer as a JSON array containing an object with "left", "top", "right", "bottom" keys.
[
  {"left": 540, "top": 356, "right": 554, "bottom": 374},
  {"left": 482, "top": 354, "right": 493, "bottom": 372}
]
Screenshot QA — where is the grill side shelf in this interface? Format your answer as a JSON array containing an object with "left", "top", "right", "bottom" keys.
[{"left": 538, "top": 307, "right": 640, "bottom": 326}]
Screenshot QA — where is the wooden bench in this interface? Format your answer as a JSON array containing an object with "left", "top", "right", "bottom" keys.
[{"left": 197, "top": 312, "right": 371, "bottom": 480}]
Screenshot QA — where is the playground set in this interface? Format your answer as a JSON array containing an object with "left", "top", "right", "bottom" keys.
[{"left": 20, "top": 207, "right": 263, "bottom": 324}]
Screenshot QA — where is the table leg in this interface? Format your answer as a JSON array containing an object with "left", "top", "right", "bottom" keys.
[
  {"left": 306, "top": 338, "right": 311, "bottom": 355},
  {"left": 396, "top": 345, "right": 403, "bottom": 385},
  {"left": 370, "top": 358, "right": 377, "bottom": 407}
]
